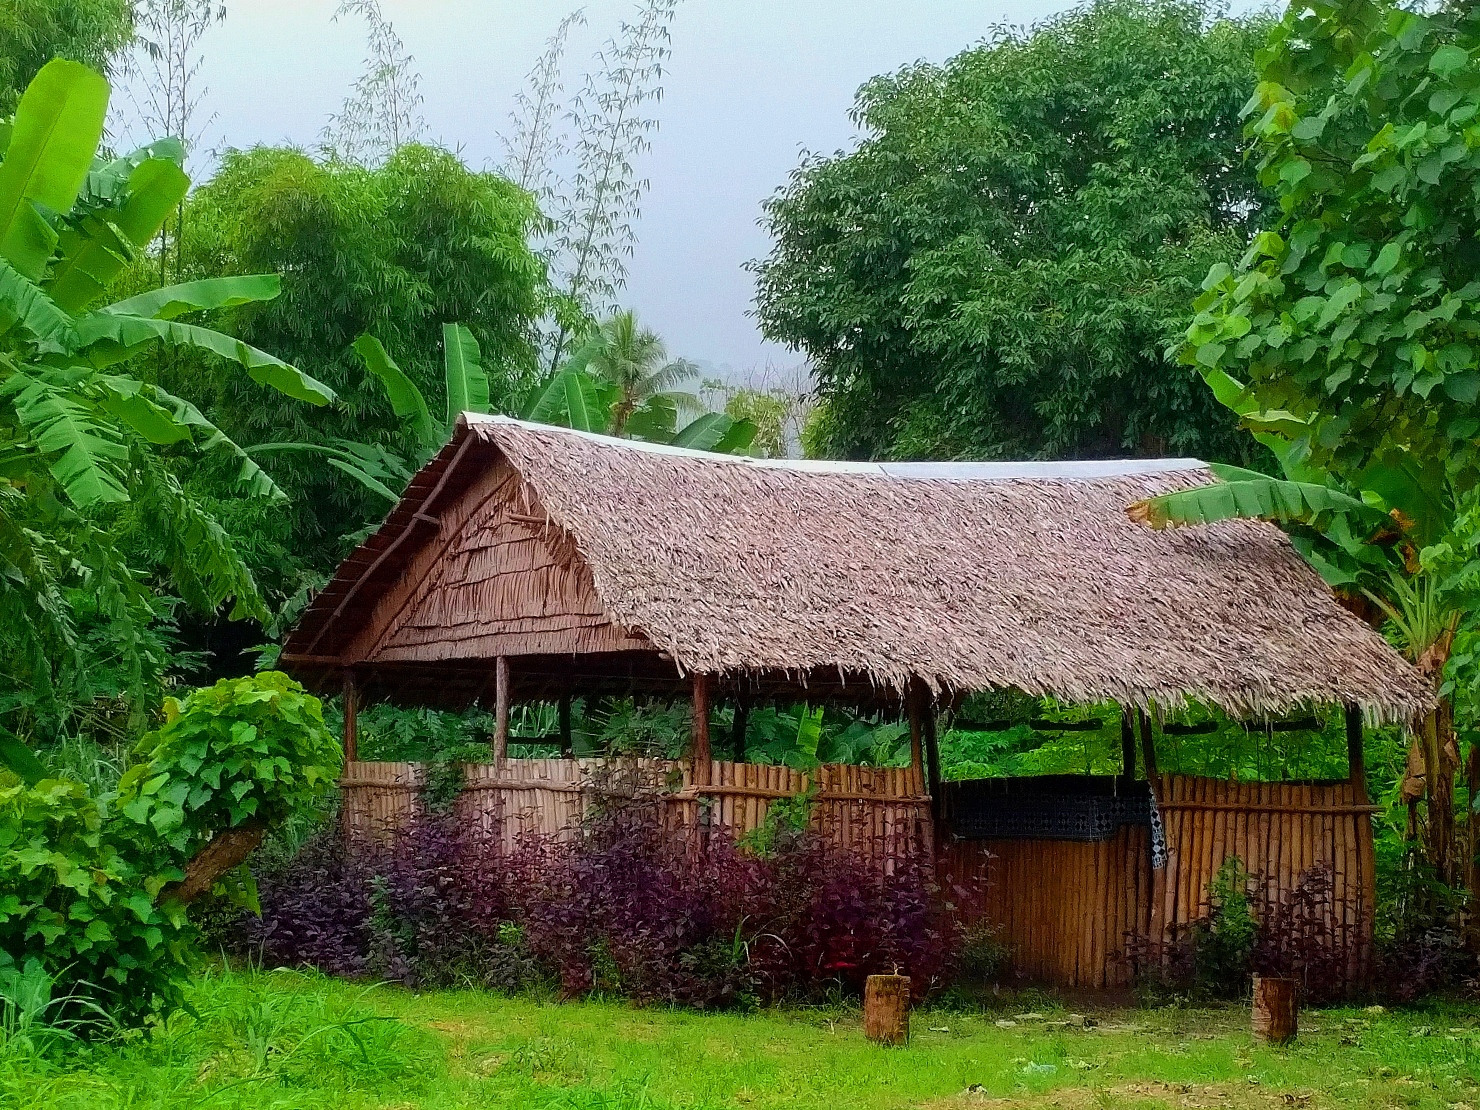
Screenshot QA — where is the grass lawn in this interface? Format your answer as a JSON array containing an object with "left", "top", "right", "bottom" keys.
[{"left": 5, "top": 967, "right": 1480, "bottom": 1110}]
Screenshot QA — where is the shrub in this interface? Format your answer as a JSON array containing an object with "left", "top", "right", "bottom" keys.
[
  {"left": 1124, "top": 857, "right": 1359, "bottom": 1003},
  {"left": 0, "top": 673, "right": 339, "bottom": 1024},
  {"left": 248, "top": 795, "right": 965, "bottom": 1008}
]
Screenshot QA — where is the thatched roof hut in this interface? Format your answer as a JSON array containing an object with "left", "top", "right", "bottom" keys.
[{"left": 281, "top": 415, "right": 1428, "bottom": 727}]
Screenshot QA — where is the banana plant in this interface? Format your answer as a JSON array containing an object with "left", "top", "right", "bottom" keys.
[
  {"left": 0, "top": 60, "right": 337, "bottom": 768},
  {"left": 251, "top": 323, "right": 491, "bottom": 502},
  {"left": 1129, "top": 363, "right": 1474, "bottom": 880}
]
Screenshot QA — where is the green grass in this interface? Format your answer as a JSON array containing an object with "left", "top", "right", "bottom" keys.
[{"left": 5, "top": 967, "right": 1480, "bottom": 1109}]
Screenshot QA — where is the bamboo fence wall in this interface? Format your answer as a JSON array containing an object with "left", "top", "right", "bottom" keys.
[
  {"left": 938, "top": 824, "right": 1152, "bottom": 989},
  {"left": 337, "top": 763, "right": 1375, "bottom": 991},
  {"left": 1150, "top": 774, "right": 1377, "bottom": 984},
  {"left": 339, "top": 758, "right": 930, "bottom": 866}
]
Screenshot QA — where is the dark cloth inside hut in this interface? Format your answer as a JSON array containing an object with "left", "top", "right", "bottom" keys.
[{"left": 939, "top": 775, "right": 1154, "bottom": 842}]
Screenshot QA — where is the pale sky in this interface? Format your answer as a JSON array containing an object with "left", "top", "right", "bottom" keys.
[{"left": 153, "top": 0, "right": 1227, "bottom": 380}]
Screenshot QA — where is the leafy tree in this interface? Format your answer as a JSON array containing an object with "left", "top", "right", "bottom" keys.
[
  {"left": 525, "top": 311, "right": 757, "bottom": 452},
  {"left": 1139, "top": 0, "right": 1480, "bottom": 885},
  {"left": 568, "top": 309, "right": 699, "bottom": 436},
  {"left": 0, "top": 60, "right": 333, "bottom": 735},
  {"left": 751, "top": 0, "right": 1273, "bottom": 463},
  {"left": 0, "top": 0, "right": 132, "bottom": 115},
  {"left": 174, "top": 143, "right": 548, "bottom": 574}
]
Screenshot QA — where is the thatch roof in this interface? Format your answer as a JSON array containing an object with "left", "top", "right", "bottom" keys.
[{"left": 282, "top": 415, "right": 1431, "bottom": 724}]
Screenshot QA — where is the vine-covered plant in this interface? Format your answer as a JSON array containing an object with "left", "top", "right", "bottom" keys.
[{"left": 0, "top": 673, "right": 340, "bottom": 1024}]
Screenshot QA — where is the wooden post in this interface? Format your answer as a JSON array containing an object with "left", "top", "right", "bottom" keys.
[
  {"left": 1345, "top": 703, "right": 1366, "bottom": 796},
  {"left": 907, "top": 685, "right": 925, "bottom": 784},
  {"left": 1137, "top": 709, "right": 1158, "bottom": 781},
  {"left": 864, "top": 974, "right": 910, "bottom": 1045},
  {"left": 691, "top": 673, "right": 712, "bottom": 786},
  {"left": 493, "top": 656, "right": 510, "bottom": 763},
  {"left": 730, "top": 703, "right": 749, "bottom": 762},
  {"left": 558, "top": 694, "right": 573, "bottom": 757},
  {"left": 923, "top": 702, "right": 941, "bottom": 810},
  {"left": 1121, "top": 708, "right": 1137, "bottom": 782},
  {"left": 1251, "top": 975, "right": 1298, "bottom": 1043},
  {"left": 342, "top": 673, "right": 358, "bottom": 764}
]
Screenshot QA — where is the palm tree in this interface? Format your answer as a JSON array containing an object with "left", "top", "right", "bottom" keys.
[{"left": 568, "top": 311, "right": 700, "bottom": 436}]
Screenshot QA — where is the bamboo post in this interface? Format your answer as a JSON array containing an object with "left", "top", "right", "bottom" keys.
[
  {"left": 864, "top": 974, "right": 910, "bottom": 1045},
  {"left": 493, "top": 656, "right": 510, "bottom": 764},
  {"left": 691, "top": 673, "right": 712, "bottom": 786},
  {"left": 1345, "top": 704, "right": 1366, "bottom": 797},
  {"left": 558, "top": 694, "right": 573, "bottom": 756},
  {"left": 731, "top": 702, "right": 749, "bottom": 762},
  {"left": 342, "top": 672, "right": 358, "bottom": 765},
  {"left": 1251, "top": 975, "right": 1298, "bottom": 1043},
  {"left": 1121, "top": 708, "right": 1137, "bottom": 782}
]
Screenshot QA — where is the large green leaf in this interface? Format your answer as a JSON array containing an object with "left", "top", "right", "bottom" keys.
[
  {"left": 75, "top": 138, "right": 184, "bottom": 211},
  {"left": 523, "top": 366, "right": 614, "bottom": 433},
  {"left": 1357, "top": 451, "right": 1450, "bottom": 545},
  {"left": 2, "top": 367, "right": 128, "bottom": 506},
  {"left": 49, "top": 157, "right": 191, "bottom": 313},
  {"left": 250, "top": 440, "right": 413, "bottom": 502},
  {"left": 672, "top": 412, "right": 758, "bottom": 453},
  {"left": 98, "top": 376, "right": 192, "bottom": 445},
  {"left": 442, "top": 322, "right": 489, "bottom": 423},
  {"left": 0, "top": 258, "right": 75, "bottom": 352},
  {"left": 0, "top": 60, "right": 109, "bottom": 280},
  {"left": 351, "top": 334, "right": 437, "bottom": 447},
  {"left": 0, "top": 728, "right": 46, "bottom": 786},
  {"left": 72, "top": 313, "right": 336, "bottom": 406},
  {"left": 1128, "top": 473, "right": 1384, "bottom": 530},
  {"left": 104, "top": 275, "right": 281, "bottom": 321}
]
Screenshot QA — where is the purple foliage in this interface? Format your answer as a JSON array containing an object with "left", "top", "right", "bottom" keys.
[
  {"left": 245, "top": 831, "right": 375, "bottom": 977},
  {"left": 246, "top": 797, "right": 964, "bottom": 1007}
]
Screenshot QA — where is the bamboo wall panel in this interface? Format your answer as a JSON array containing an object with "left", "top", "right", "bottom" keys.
[
  {"left": 1152, "top": 773, "right": 1375, "bottom": 983},
  {"left": 340, "top": 758, "right": 929, "bottom": 866},
  {"left": 937, "top": 824, "right": 1151, "bottom": 989},
  {"left": 340, "top": 761, "right": 424, "bottom": 842}
]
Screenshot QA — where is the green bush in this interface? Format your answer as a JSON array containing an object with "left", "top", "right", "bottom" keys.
[{"left": 0, "top": 673, "right": 339, "bottom": 1024}]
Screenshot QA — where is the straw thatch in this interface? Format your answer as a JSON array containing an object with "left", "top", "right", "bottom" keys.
[{"left": 282, "top": 415, "right": 1431, "bottom": 723}]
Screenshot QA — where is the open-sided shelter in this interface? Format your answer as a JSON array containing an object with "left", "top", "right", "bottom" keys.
[{"left": 282, "top": 414, "right": 1431, "bottom": 988}]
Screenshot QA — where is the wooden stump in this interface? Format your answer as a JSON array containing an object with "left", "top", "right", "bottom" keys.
[
  {"left": 1251, "top": 975, "right": 1298, "bottom": 1044},
  {"left": 864, "top": 974, "right": 910, "bottom": 1045}
]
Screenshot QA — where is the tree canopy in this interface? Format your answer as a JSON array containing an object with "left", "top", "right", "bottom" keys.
[
  {"left": 172, "top": 143, "right": 550, "bottom": 571},
  {"left": 752, "top": 0, "right": 1273, "bottom": 463},
  {"left": 0, "top": 0, "right": 131, "bottom": 114}
]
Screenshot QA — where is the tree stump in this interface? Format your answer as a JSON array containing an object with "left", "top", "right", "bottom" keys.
[
  {"left": 864, "top": 974, "right": 910, "bottom": 1045},
  {"left": 1251, "top": 975, "right": 1298, "bottom": 1044}
]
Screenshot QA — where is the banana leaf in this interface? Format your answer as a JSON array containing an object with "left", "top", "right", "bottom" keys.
[
  {"left": 0, "top": 60, "right": 109, "bottom": 279},
  {"left": 1128, "top": 473, "right": 1383, "bottom": 530},
  {"left": 104, "top": 275, "right": 282, "bottom": 321},
  {"left": 351, "top": 334, "right": 437, "bottom": 447},
  {"left": 442, "top": 323, "right": 489, "bottom": 423},
  {"left": 3, "top": 367, "right": 129, "bottom": 506},
  {"left": 49, "top": 157, "right": 190, "bottom": 312},
  {"left": 73, "top": 313, "right": 335, "bottom": 405}
]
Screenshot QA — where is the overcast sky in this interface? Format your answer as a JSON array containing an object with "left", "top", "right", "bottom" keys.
[{"left": 163, "top": 1, "right": 1169, "bottom": 379}]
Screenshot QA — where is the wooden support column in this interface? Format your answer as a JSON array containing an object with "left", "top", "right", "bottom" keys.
[
  {"left": 730, "top": 703, "right": 749, "bottom": 762},
  {"left": 342, "top": 672, "right": 358, "bottom": 764},
  {"left": 1121, "top": 708, "right": 1137, "bottom": 782},
  {"left": 691, "top": 673, "right": 712, "bottom": 786},
  {"left": 493, "top": 656, "right": 510, "bottom": 763},
  {"left": 558, "top": 694, "right": 573, "bottom": 757},
  {"left": 907, "top": 683, "right": 926, "bottom": 785},
  {"left": 923, "top": 700, "right": 942, "bottom": 809},
  {"left": 1345, "top": 703, "right": 1366, "bottom": 797},
  {"left": 1137, "top": 709, "right": 1157, "bottom": 782}
]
